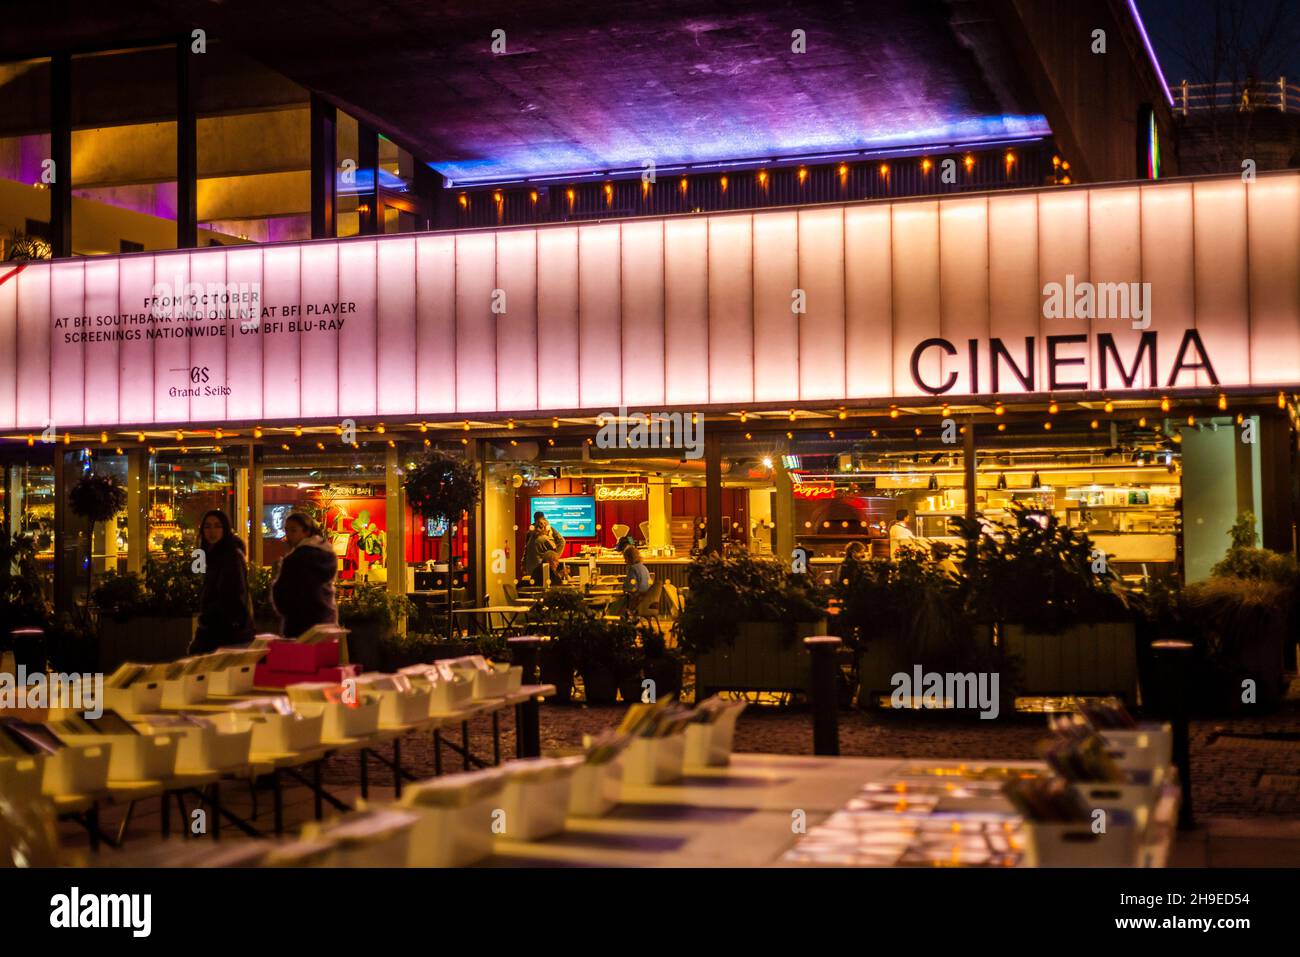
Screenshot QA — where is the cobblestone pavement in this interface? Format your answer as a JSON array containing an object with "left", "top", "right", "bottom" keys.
[{"left": 325, "top": 696, "right": 1300, "bottom": 822}]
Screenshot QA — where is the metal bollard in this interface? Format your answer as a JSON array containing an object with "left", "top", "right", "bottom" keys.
[
  {"left": 508, "top": 635, "right": 544, "bottom": 759},
  {"left": 805, "top": 636, "right": 843, "bottom": 757},
  {"left": 1150, "top": 639, "right": 1195, "bottom": 830}
]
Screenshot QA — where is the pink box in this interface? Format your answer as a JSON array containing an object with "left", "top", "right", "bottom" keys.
[
  {"left": 253, "top": 663, "right": 361, "bottom": 689},
  {"left": 266, "top": 639, "right": 339, "bottom": 673}
]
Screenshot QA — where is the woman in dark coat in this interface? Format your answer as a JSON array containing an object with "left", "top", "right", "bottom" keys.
[
  {"left": 190, "top": 509, "right": 255, "bottom": 654},
  {"left": 271, "top": 512, "right": 339, "bottom": 638}
]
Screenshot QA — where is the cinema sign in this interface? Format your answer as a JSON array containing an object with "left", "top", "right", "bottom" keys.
[{"left": 0, "top": 171, "right": 1296, "bottom": 432}]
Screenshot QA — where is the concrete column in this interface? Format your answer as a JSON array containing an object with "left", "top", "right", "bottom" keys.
[
  {"left": 250, "top": 452, "right": 264, "bottom": 569},
  {"left": 125, "top": 449, "right": 149, "bottom": 575},
  {"left": 647, "top": 477, "right": 671, "bottom": 550},
  {"left": 482, "top": 460, "right": 517, "bottom": 604},
  {"left": 385, "top": 444, "right": 407, "bottom": 601},
  {"left": 1182, "top": 424, "right": 1250, "bottom": 581},
  {"left": 773, "top": 452, "right": 796, "bottom": 564}
]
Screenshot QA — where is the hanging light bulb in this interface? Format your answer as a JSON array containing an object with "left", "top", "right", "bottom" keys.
[
  {"left": 1138, "top": 417, "right": 1147, "bottom": 428},
  {"left": 1043, "top": 421, "right": 1052, "bottom": 430},
  {"left": 997, "top": 422, "right": 1006, "bottom": 432},
  {"left": 1090, "top": 420, "right": 1099, "bottom": 429},
  {"left": 889, "top": 406, "right": 900, "bottom": 419},
  {"left": 1217, "top": 394, "right": 1227, "bottom": 411},
  {"left": 1160, "top": 396, "right": 1170, "bottom": 412},
  {"left": 1048, "top": 400, "right": 1059, "bottom": 415},
  {"left": 994, "top": 402, "right": 1004, "bottom": 416},
  {"left": 294, "top": 425, "right": 303, "bottom": 437},
  {"left": 1103, "top": 399, "right": 1114, "bottom": 413},
  {"left": 253, "top": 426, "right": 263, "bottom": 438},
  {"left": 1278, "top": 391, "right": 1287, "bottom": 409}
]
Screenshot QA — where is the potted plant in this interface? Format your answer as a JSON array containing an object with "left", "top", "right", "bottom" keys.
[
  {"left": 953, "top": 508, "right": 1137, "bottom": 700},
  {"left": 338, "top": 583, "right": 414, "bottom": 670},
  {"left": 629, "top": 626, "right": 683, "bottom": 703},
  {"left": 525, "top": 590, "right": 591, "bottom": 704},
  {"left": 92, "top": 541, "right": 203, "bottom": 669},
  {"left": 676, "top": 553, "right": 829, "bottom": 696},
  {"left": 1, "top": 533, "right": 53, "bottom": 671},
  {"left": 1183, "top": 513, "right": 1297, "bottom": 710},
  {"left": 836, "top": 551, "right": 977, "bottom": 705},
  {"left": 571, "top": 616, "right": 639, "bottom": 706},
  {"left": 403, "top": 448, "right": 481, "bottom": 639}
]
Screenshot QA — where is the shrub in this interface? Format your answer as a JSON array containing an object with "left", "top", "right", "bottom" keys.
[
  {"left": 675, "top": 553, "right": 828, "bottom": 657},
  {"left": 338, "top": 583, "right": 413, "bottom": 625}
]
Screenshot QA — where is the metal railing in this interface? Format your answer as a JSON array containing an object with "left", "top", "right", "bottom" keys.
[{"left": 1176, "top": 77, "right": 1300, "bottom": 115}]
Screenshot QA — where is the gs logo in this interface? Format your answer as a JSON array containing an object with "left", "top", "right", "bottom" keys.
[{"left": 190, "top": 366, "right": 210, "bottom": 383}]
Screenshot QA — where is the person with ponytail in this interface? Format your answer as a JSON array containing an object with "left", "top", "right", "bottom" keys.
[
  {"left": 190, "top": 509, "right": 255, "bottom": 654},
  {"left": 271, "top": 512, "right": 339, "bottom": 638}
]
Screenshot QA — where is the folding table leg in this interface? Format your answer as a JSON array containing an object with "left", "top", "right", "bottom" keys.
[
  {"left": 177, "top": 793, "right": 189, "bottom": 840},
  {"left": 433, "top": 728, "right": 443, "bottom": 776},
  {"left": 393, "top": 738, "right": 402, "bottom": 799},
  {"left": 116, "top": 800, "right": 135, "bottom": 846},
  {"left": 313, "top": 759, "right": 324, "bottom": 820},
  {"left": 273, "top": 770, "right": 284, "bottom": 836},
  {"left": 492, "top": 711, "right": 501, "bottom": 765},
  {"left": 161, "top": 792, "right": 170, "bottom": 839},
  {"left": 211, "top": 782, "right": 221, "bottom": 842},
  {"left": 360, "top": 748, "right": 369, "bottom": 799},
  {"left": 461, "top": 720, "right": 471, "bottom": 771}
]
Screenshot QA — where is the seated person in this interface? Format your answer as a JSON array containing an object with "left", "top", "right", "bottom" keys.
[{"left": 837, "top": 541, "right": 868, "bottom": 586}]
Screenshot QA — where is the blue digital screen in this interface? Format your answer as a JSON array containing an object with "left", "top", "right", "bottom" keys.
[{"left": 530, "top": 496, "right": 596, "bottom": 538}]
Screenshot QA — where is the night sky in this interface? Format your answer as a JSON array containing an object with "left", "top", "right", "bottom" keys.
[{"left": 1135, "top": 0, "right": 1300, "bottom": 87}]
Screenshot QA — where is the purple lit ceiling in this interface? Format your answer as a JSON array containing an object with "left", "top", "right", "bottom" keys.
[{"left": 3, "top": 0, "right": 1050, "bottom": 184}]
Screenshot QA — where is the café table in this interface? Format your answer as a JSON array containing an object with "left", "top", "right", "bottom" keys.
[{"left": 451, "top": 605, "right": 532, "bottom": 637}]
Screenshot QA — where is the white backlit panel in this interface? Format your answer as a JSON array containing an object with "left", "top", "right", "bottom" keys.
[
  {"left": 495, "top": 229, "right": 539, "bottom": 412},
  {"left": 577, "top": 223, "right": 622, "bottom": 410},
  {"left": 798, "top": 207, "right": 847, "bottom": 401},
  {"left": 299, "top": 243, "right": 341, "bottom": 420},
  {"left": 663, "top": 218, "right": 709, "bottom": 406},
  {"left": 619, "top": 220, "right": 665, "bottom": 408},
  {"left": 752, "top": 211, "right": 798, "bottom": 403},
  {"left": 1247, "top": 176, "right": 1300, "bottom": 384},
  {"left": 377, "top": 238, "right": 417, "bottom": 415},
  {"left": 536, "top": 227, "right": 580, "bottom": 411},
  {"left": 843, "top": 205, "right": 894, "bottom": 398},
  {"left": 4, "top": 171, "right": 1297, "bottom": 433}
]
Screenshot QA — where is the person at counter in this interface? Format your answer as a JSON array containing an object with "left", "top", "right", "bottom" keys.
[
  {"left": 623, "top": 545, "right": 652, "bottom": 597},
  {"left": 524, "top": 511, "right": 568, "bottom": 586},
  {"left": 889, "top": 508, "right": 926, "bottom": 560},
  {"left": 837, "top": 541, "right": 868, "bottom": 586}
]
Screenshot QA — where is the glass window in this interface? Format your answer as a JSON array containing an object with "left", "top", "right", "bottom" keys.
[
  {"left": 378, "top": 134, "right": 414, "bottom": 195},
  {"left": 335, "top": 111, "right": 362, "bottom": 238},
  {"left": 0, "top": 57, "right": 52, "bottom": 260},
  {"left": 148, "top": 449, "right": 236, "bottom": 556},
  {"left": 195, "top": 41, "right": 310, "bottom": 245},
  {"left": 71, "top": 47, "right": 178, "bottom": 255}
]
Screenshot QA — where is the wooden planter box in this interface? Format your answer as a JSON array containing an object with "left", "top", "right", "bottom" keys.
[
  {"left": 694, "top": 620, "right": 826, "bottom": 695},
  {"left": 856, "top": 638, "right": 911, "bottom": 706},
  {"left": 97, "top": 615, "right": 196, "bottom": 671},
  {"left": 1003, "top": 621, "right": 1138, "bottom": 700}
]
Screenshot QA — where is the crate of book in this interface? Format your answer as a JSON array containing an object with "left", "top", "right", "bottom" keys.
[
  {"left": 256, "top": 630, "right": 353, "bottom": 688},
  {"left": 46, "top": 711, "right": 180, "bottom": 781},
  {"left": 301, "top": 807, "right": 422, "bottom": 867},
  {"left": 568, "top": 752, "right": 623, "bottom": 819},
  {"left": 133, "top": 714, "right": 252, "bottom": 773},
  {"left": 617, "top": 698, "right": 696, "bottom": 787},
  {"left": 161, "top": 672, "right": 208, "bottom": 708},
  {"left": 444, "top": 655, "right": 515, "bottom": 700},
  {"left": 207, "top": 647, "right": 267, "bottom": 696},
  {"left": 286, "top": 683, "right": 381, "bottom": 741},
  {"left": 224, "top": 699, "right": 324, "bottom": 753},
  {"left": 2, "top": 719, "right": 112, "bottom": 795},
  {"left": 0, "top": 751, "right": 44, "bottom": 802},
  {"left": 398, "top": 662, "right": 474, "bottom": 714},
  {"left": 399, "top": 769, "right": 508, "bottom": 866},
  {"left": 684, "top": 697, "right": 747, "bottom": 768},
  {"left": 353, "top": 673, "right": 432, "bottom": 728},
  {"left": 494, "top": 758, "right": 578, "bottom": 841},
  {"left": 102, "top": 664, "right": 166, "bottom": 715}
]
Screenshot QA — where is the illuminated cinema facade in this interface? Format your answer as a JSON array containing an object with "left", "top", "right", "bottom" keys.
[{"left": 1, "top": 0, "right": 1297, "bottom": 616}]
